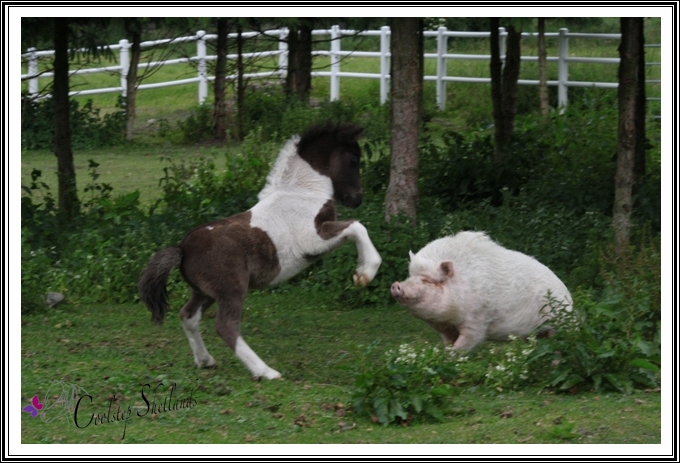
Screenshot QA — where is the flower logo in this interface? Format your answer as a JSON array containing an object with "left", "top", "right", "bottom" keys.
[{"left": 22, "top": 395, "right": 44, "bottom": 418}]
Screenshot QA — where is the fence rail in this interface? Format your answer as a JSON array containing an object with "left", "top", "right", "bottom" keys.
[{"left": 21, "top": 26, "right": 661, "bottom": 113}]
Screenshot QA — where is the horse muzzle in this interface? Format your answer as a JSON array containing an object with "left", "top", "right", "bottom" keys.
[{"left": 340, "top": 192, "right": 363, "bottom": 209}]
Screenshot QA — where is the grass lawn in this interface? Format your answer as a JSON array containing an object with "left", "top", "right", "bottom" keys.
[
  {"left": 20, "top": 288, "right": 661, "bottom": 447},
  {"left": 20, "top": 145, "right": 237, "bottom": 208}
]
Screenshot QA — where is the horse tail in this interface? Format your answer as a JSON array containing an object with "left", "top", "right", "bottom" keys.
[{"left": 138, "top": 247, "right": 182, "bottom": 326}]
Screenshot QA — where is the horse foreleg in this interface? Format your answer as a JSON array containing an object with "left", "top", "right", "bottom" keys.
[
  {"left": 316, "top": 219, "right": 382, "bottom": 286},
  {"left": 344, "top": 222, "right": 382, "bottom": 286},
  {"left": 179, "top": 291, "right": 216, "bottom": 368},
  {"left": 214, "top": 292, "right": 282, "bottom": 380}
]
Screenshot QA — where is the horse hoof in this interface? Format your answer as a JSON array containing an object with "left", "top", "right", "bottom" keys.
[
  {"left": 196, "top": 355, "right": 216, "bottom": 368},
  {"left": 253, "top": 369, "right": 282, "bottom": 380},
  {"left": 353, "top": 273, "right": 369, "bottom": 287}
]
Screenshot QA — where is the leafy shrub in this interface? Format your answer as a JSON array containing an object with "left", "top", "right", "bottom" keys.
[
  {"left": 176, "top": 103, "right": 214, "bottom": 144},
  {"left": 21, "top": 227, "right": 54, "bottom": 312},
  {"left": 526, "top": 282, "right": 660, "bottom": 394},
  {"left": 21, "top": 160, "right": 170, "bottom": 307},
  {"left": 158, "top": 127, "right": 276, "bottom": 225},
  {"left": 242, "top": 87, "right": 390, "bottom": 143},
  {"left": 482, "top": 335, "right": 539, "bottom": 391},
  {"left": 350, "top": 335, "right": 545, "bottom": 425},
  {"left": 21, "top": 95, "right": 125, "bottom": 150},
  {"left": 351, "top": 342, "right": 458, "bottom": 424}
]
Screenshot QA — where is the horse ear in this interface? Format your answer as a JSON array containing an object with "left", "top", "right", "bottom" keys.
[
  {"left": 409, "top": 250, "right": 415, "bottom": 261},
  {"left": 338, "top": 125, "right": 364, "bottom": 143}
]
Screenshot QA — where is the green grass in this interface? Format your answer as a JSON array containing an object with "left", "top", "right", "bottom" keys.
[
  {"left": 21, "top": 289, "right": 661, "bottom": 444},
  {"left": 21, "top": 145, "right": 236, "bottom": 207}
]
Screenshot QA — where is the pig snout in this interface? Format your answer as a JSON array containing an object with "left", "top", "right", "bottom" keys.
[{"left": 391, "top": 282, "right": 404, "bottom": 298}]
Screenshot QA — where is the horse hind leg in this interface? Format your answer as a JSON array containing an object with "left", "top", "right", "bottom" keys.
[
  {"left": 214, "top": 291, "right": 281, "bottom": 380},
  {"left": 180, "top": 291, "right": 217, "bottom": 368}
]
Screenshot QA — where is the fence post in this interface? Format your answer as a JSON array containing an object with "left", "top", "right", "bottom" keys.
[
  {"left": 330, "top": 25, "right": 341, "bottom": 102},
  {"left": 436, "top": 26, "right": 447, "bottom": 110},
  {"left": 27, "top": 47, "right": 38, "bottom": 97},
  {"left": 379, "top": 25, "right": 390, "bottom": 105},
  {"left": 498, "top": 27, "right": 506, "bottom": 66},
  {"left": 119, "top": 39, "right": 129, "bottom": 98},
  {"left": 279, "top": 27, "right": 288, "bottom": 81},
  {"left": 557, "top": 28, "right": 569, "bottom": 113},
  {"left": 197, "top": 30, "right": 208, "bottom": 104}
]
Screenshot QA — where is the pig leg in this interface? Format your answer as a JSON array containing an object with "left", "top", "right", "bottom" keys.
[
  {"left": 450, "top": 324, "right": 487, "bottom": 351},
  {"left": 429, "top": 322, "right": 460, "bottom": 345}
]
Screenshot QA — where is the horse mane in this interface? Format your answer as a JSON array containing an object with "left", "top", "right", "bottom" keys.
[
  {"left": 257, "top": 135, "right": 300, "bottom": 201},
  {"left": 257, "top": 122, "right": 364, "bottom": 201},
  {"left": 297, "top": 121, "right": 364, "bottom": 154}
]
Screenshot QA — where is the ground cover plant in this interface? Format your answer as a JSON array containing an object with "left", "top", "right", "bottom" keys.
[{"left": 20, "top": 18, "right": 662, "bottom": 446}]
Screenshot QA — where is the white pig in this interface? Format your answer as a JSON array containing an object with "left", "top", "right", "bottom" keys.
[{"left": 390, "top": 231, "right": 572, "bottom": 350}]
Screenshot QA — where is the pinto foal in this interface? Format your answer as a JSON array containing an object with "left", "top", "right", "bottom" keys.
[{"left": 139, "top": 122, "right": 382, "bottom": 379}]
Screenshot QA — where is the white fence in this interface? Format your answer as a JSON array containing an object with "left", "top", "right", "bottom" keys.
[{"left": 21, "top": 26, "right": 661, "bottom": 112}]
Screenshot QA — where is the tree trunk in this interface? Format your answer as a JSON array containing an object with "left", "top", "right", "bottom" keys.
[
  {"left": 490, "top": 20, "right": 522, "bottom": 164},
  {"left": 53, "top": 18, "right": 79, "bottom": 217},
  {"left": 236, "top": 26, "right": 245, "bottom": 141},
  {"left": 613, "top": 17, "right": 641, "bottom": 255},
  {"left": 213, "top": 17, "right": 228, "bottom": 141},
  {"left": 285, "top": 20, "right": 313, "bottom": 103},
  {"left": 385, "top": 18, "right": 421, "bottom": 223},
  {"left": 501, "top": 25, "right": 521, "bottom": 140},
  {"left": 538, "top": 18, "right": 550, "bottom": 116},
  {"left": 633, "top": 18, "right": 646, "bottom": 194},
  {"left": 124, "top": 19, "right": 141, "bottom": 141},
  {"left": 490, "top": 19, "right": 504, "bottom": 162}
]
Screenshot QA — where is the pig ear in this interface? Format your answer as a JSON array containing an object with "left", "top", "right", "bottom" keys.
[
  {"left": 440, "top": 261, "right": 454, "bottom": 278},
  {"left": 409, "top": 250, "right": 415, "bottom": 261}
]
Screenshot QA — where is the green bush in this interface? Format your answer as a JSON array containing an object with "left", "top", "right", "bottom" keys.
[
  {"left": 176, "top": 103, "right": 214, "bottom": 144},
  {"left": 351, "top": 342, "right": 459, "bottom": 424},
  {"left": 522, "top": 237, "right": 660, "bottom": 393},
  {"left": 21, "top": 227, "right": 53, "bottom": 312},
  {"left": 21, "top": 95, "right": 125, "bottom": 150},
  {"left": 158, "top": 127, "right": 276, "bottom": 225}
]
